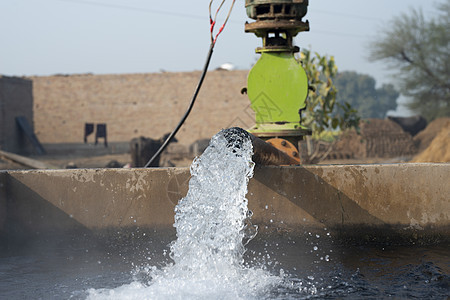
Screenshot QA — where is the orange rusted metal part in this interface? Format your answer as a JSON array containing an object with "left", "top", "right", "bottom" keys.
[{"left": 266, "top": 138, "right": 301, "bottom": 164}]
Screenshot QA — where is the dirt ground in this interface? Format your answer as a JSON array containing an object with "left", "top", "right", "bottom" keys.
[
  {"left": 0, "top": 153, "right": 131, "bottom": 170},
  {"left": 412, "top": 123, "right": 450, "bottom": 163},
  {"left": 413, "top": 117, "right": 450, "bottom": 153},
  {"left": 0, "top": 151, "right": 410, "bottom": 171},
  {"left": 2, "top": 117, "right": 447, "bottom": 171}
]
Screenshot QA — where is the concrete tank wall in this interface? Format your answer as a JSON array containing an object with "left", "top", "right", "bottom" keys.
[{"left": 1, "top": 163, "right": 449, "bottom": 243}]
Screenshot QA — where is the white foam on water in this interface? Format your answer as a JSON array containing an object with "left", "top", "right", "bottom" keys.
[{"left": 87, "top": 129, "right": 281, "bottom": 300}]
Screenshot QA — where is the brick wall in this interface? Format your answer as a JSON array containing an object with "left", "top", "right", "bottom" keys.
[
  {"left": 31, "top": 70, "right": 254, "bottom": 146},
  {"left": 0, "top": 76, "right": 34, "bottom": 154}
]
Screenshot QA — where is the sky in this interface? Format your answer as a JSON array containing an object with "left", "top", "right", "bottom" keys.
[{"left": 0, "top": 0, "right": 442, "bottom": 115}]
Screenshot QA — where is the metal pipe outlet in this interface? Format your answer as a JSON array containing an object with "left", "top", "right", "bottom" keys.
[{"left": 223, "top": 127, "right": 299, "bottom": 166}]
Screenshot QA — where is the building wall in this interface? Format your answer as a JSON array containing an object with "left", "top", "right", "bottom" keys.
[
  {"left": 0, "top": 76, "right": 34, "bottom": 153},
  {"left": 31, "top": 70, "right": 254, "bottom": 146}
]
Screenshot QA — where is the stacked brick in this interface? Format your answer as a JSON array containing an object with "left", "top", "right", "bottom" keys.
[{"left": 331, "top": 119, "right": 417, "bottom": 159}]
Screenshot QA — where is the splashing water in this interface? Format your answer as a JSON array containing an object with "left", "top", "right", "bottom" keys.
[{"left": 87, "top": 128, "right": 281, "bottom": 300}]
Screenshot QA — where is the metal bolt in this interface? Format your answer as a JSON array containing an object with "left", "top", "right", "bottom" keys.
[
  {"left": 281, "top": 140, "right": 287, "bottom": 146},
  {"left": 292, "top": 151, "right": 298, "bottom": 157}
]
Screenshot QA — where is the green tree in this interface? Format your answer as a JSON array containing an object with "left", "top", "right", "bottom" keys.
[
  {"left": 299, "top": 49, "right": 360, "bottom": 139},
  {"left": 334, "top": 71, "right": 399, "bottom": 119},
  {"left": 298, "top": 49, "right": 360, "bottom": 163},
  {"left": 368, "top": 0, "right": 450, "bottom": 121}
]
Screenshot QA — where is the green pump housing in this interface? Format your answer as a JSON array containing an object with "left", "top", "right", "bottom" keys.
[
  {"left": 247, "top": 51, "right": 310, "bottom": 137},
  {"left": 244, "top": 0, "right": 311, "bottom": 138}
]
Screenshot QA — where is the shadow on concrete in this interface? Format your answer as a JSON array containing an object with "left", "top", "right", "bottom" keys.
[
  {"left": 2, "top": 176, "right": 92, "bottom": 251},
  {"left": 252, "top": 166, "right": 450, "bottom": 245},
  {"left": 253, "top": 166, "right": 384, "bottom": 226}
]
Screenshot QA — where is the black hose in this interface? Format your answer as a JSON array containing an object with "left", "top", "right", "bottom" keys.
[{"left": 144, "top": 43, "right": 215, "bottom": 168}]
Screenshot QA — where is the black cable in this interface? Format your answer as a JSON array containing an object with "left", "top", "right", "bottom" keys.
[
  {"left": 143, "top": 43, "right": 214, "bottom": 168},
  {"left": 143, "top": 0, "right": 236, "bottom": 167}
]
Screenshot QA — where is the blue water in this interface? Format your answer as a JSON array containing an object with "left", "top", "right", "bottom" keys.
[{"left": 0, "top": 234, "right": 448, "bottom": 299}]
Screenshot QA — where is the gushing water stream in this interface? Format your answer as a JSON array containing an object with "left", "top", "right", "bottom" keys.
[{"left": 87, "top": 128, "right": 281, "bottom": 299}]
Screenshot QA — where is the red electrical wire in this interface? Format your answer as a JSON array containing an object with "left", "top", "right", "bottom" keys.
[
  {"left": 209, "top": 0, "right": 236, "bottom": 45},
  {"left": 143, "top": 1, "right": 236, "bottom": 167}
]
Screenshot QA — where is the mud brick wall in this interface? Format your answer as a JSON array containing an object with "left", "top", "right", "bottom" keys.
[
  {"left": 30, "top": 70, "right": 254, "bottom": 146},
  {"left": 0, "top": 76, "right": 34, "bottom": 154}
]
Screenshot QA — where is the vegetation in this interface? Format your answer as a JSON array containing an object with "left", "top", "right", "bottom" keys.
[
  {"left": 298, "top": 49, "right": 361, "bottom": 162},
  {"left": 334, "top": 71, "right": 399, "bottom": 119},
  {"left": 298, "top": 49, "right": 360, "bottom": 139},
  {"left": 368, "top": 0, "right": 450, "bottom": 121}
]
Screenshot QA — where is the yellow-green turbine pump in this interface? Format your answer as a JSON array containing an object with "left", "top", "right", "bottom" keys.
[{"left": 244, "top": 0, "right": 311, "bottom": 161}]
